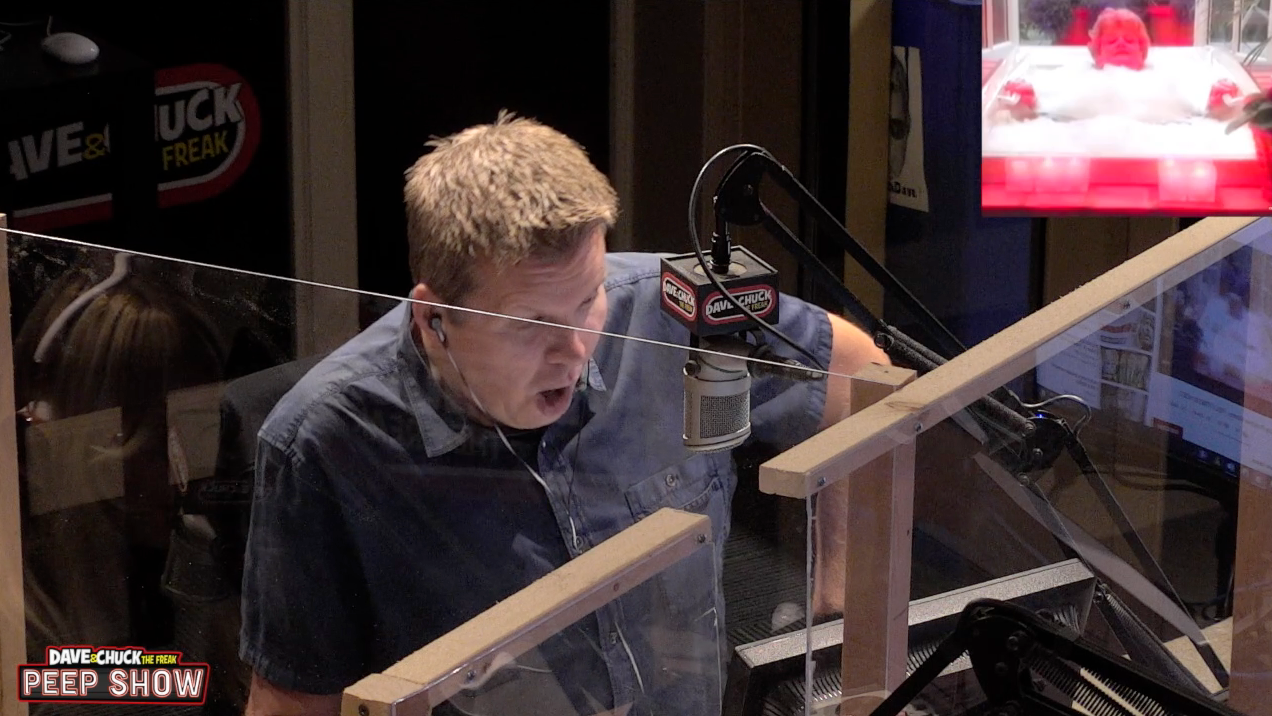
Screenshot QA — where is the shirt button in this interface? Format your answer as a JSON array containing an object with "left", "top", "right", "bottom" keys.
[
  {"left": 665, "top": 473, "right": 677, "bottom": 487},
  {"left": 609, "top": 632, "right": 619, "bottom": 646}
]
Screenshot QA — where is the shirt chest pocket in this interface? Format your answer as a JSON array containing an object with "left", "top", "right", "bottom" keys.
[
  {"left": 620, "top": 457, "right": 728, "bottom": 630},
  {"left": 623, "top": 458, "right": 723, "bottom": 523}
]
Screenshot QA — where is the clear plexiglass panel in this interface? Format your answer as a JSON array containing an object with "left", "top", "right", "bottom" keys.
[
  {"left": 0, "top": 224, "right": 884, "bottom": 716},
  {"left": 408, "top": 530, "right": 723, "bottom": 716},
  {"left": 799, "top": 216, "right": 1272, "bottom": 716}
]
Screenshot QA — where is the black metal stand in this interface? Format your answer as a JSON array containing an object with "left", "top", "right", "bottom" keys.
[{"left": 870, "top": 599, "right": 1238, "bottom": 716}]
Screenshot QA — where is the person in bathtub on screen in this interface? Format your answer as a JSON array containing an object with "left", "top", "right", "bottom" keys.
[
  {"left": 238, "top": 112, "right": 889, "bottom": 716},
  {"left": 994, "top": 8, "right": 1247, "bottom": 124}
]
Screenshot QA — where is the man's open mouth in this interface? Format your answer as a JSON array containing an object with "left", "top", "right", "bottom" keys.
[{"left": 539, "top": 385, "right": 572, "bottom": 410}]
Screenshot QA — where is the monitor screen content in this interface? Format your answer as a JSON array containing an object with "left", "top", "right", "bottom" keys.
[
  {"left": 1036, "top": 219, "right": 1272, "bottom": 480},
  {"left": 981, "top": 7, "right": 1272, "bottom": 215}
]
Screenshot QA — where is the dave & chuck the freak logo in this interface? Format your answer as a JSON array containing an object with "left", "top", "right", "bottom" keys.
[
  {"left": 5, "top": 62, "right": 262, "bottom": 231},
  {"left": 19, "top": 646, "right": 209, "bottom": 705}
]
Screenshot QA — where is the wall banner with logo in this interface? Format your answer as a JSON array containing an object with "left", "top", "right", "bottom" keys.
[{"left": 6, "top": 63, "right": 261, "bottom": 232}]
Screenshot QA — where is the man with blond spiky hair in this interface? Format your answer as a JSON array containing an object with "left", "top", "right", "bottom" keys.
[{"left": 240, "top": 111, "right": 886, "bottom": 716}]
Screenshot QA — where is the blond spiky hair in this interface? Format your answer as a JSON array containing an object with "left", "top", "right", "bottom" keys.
[{"left": 403, "top": 110, "right": 619, "bottom": 305}]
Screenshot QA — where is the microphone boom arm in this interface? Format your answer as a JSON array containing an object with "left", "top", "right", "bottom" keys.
[
  {"left": 701, "top": 145, "right": 1232, "bottom": 693},
  {"left": 716, "top": 150, "right": 966, "bottom": 361},
  {"left": 713, "top": 152, "right": 1035, "bottom": 444}
]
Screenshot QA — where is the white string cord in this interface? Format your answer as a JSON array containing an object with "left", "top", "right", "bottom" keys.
[
  {"left": 1, "top": 226, "right": 853, "bottom": 381},
  {"left": 8, "top": 226, "right": 714, "bottom": 701}
]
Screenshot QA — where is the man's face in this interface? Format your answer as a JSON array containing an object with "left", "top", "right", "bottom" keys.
[
  {"left": 415, "top": 227, "right": 608, "bottom": 430},
  {"left": 1096, "top": 22, "right": 1147, "bottom": 70}
]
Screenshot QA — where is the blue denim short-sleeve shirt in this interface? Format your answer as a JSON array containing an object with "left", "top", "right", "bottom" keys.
[{"left": 239, "top": 252, "right": 833, "bottom": 714}]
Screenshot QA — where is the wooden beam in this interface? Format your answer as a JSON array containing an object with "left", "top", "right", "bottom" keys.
[
  {"left": 844, "top": 0, "right": 891, "bottom": 317},
  {"left": 1229, "top": 468, "right": 1272, "bottom": 715},
  {"left": 835, "top": 366, "right": 916, "bottom": 715},
  {"left": 1043, "top": 217, "right": 1129, "bottom": 304},
  {"left": 0, "top": 214, "right": 28, "bottom": 716},
  {"left": 342, "top": 674, "right": 431, "bottom": 716},
  {"left": 1230, "top": 240, "right": 1272, "bottom": 714},
  {"left": 287, "top": 0, "right": 360, "bottom": 356},
  {"left": 608, "top": 0, "right": 636, "bottom": 252},
  {"left": 342, "top": 508, "right": 712, "bottom": 716}
]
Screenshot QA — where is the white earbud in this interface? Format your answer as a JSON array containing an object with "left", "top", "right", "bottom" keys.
[{"left": 429, "top": 315, "right": 446, "bottom": 345}]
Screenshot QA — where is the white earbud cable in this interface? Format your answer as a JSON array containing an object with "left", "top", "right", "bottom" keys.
[
  {"left": 439, "top": 344, "right": 581, "bottom": 550},
  {"left": 439, "top": 345, "right": 647, "bottom": 693}
]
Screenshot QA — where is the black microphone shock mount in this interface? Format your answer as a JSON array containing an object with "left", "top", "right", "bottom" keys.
[{"left": 659, "top": 242, "right": 781, "bottom": 345}]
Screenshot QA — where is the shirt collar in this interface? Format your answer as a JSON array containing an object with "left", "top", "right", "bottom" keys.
[{"left": 393, "top": 303, "right": 607, "bottom": 458}]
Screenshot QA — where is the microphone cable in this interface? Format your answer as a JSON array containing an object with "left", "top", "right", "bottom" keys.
[{"left": 687, "top": 144, "right": 828, "bottom": 372}]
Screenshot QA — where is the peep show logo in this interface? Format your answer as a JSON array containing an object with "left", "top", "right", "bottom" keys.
[{"left": 18, "top": 646, "right": 209, "bottom": 705}]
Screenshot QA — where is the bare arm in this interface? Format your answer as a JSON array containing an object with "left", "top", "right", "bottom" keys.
[
  {"left": 818, "top": 312, "right": 889, "bottom": 430},
  {"left": 245, "top": 672, "right": 342, "bottom": 716},
  {"left": 814, "top": 312, "right": 890, "bottom": 617}
]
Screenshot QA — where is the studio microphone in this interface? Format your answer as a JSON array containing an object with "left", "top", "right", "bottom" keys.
[
  {"left": 683, "top": 336, "right": 752, "bottom": 453},
  {"left": 682, "top": 334, "right": 825, "bottom": 452},
  {"left": 660, "top": 245, "right": 824, "bottom": 453}
]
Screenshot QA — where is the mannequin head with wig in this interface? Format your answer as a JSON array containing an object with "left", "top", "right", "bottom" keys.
[
  {"left": 14, "top": 251, "right": 227, "bottom": 651},
  {"left": 14, "top": 255, "right": 226, "bottom": 446}
]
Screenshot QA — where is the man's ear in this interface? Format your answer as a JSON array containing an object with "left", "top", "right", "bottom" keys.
[{"left": 410, "top": 283, "right": 439, "bottom": 328}]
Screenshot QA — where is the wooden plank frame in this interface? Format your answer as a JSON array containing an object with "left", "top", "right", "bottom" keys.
[
  {"left": 286, "top": 0, "right": 361, "bottom": 358},
  {"left": 341, "top": 508, "right": 712, "bottom": 716},
  {"left": 0, "top": 215, "right": 27, "bottom": 716},
  {"left": 758, "top": 216, "right": 1272, "bottom": 712},
  {"left": 833, "top": 365, "right": 916, "bottom": 715},
  {"left": 3, "top": 215, "right": 1269, "bottom": 711}
]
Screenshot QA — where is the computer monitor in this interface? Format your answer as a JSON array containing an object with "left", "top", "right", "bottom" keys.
[{"left": 1035, "top": 218, "right": 1272, "bottom": 485}]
